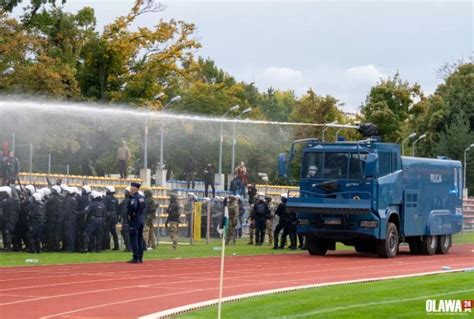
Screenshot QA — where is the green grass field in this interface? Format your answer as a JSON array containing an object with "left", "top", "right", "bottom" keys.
[
  {"left": 0, "top": 232, "right": 472, "bottom": 267},
  {"left": 178, "top": 272, "right": 474, "bottom": 319}
]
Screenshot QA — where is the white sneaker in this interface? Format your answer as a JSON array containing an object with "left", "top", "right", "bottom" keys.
[{"left": 147, "top": 247, "right": 153, "bottom": 251}]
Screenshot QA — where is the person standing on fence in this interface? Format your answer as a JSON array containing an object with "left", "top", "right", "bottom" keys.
[
  {"left": 126, "top": 182, "right": 145, "bottom": 263},
  {"left": 117, "top": 141, "right": 131, "bottom": 179},
  {"left": 184, "top": 157, "right": 197, "bottom": 189},
  {"left": 234, "top": 162, "right": 248, "bottom": 197},
  {"left": 225, "top": 195, "right": 239, "bottom": 245},
  {"left": 203, "top": 164, "right": 215, "bottom": 198},
  {"left": 165, "top": 193, "right": 180, "bottom": 250},
  {"left": 2, "top": 152, "right": 20, "bottom": 186},
  {"left": 104, "top": 186, "right": 120, "bottom": 251},
  {"left": 143, "top": 189, "right": 157, "bottom": 250}
]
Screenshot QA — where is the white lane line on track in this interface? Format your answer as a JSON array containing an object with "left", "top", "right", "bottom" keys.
[
  {"left": 2, "top": 258, "right": 472, "bottom": 309},
  {"left": 38, "top": 280, "right": 301, "bottom": 319},
  {"left": 138, "top": 269, "right": 472, "bottom": 319},
  {"left": 2, "top": 251, "right": 472, "bottom": 286},
  {"left": 2, "top": 255, "right": 473, "bottom": 296},
  {"left": 280, "top": 288, "right": 474, "bottom": 318}
]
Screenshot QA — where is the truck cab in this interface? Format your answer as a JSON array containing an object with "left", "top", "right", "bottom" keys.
[{"left": 280, "top": 138, "right": 463, "bottom": 258}]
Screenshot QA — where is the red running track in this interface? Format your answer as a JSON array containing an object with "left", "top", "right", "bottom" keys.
[{"left": 0, "top": 244, "right": 473, "bottom": 319}]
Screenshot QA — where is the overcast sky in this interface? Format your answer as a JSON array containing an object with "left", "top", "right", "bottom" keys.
[{"left": 51, "top": 1, "right": 473, "bottom": 112}]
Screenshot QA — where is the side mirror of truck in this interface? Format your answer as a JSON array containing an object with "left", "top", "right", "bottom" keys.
[
  {"left": 364, "top": 153, "right": 379, "bottom": 178},
  {"left": 278, "top": 153, "right": 287, "bottom": 178}
]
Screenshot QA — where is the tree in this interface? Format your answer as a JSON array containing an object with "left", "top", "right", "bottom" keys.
[
  {"left": 78, "top": 0, "right": 200, "bottom": 104},
  {"left": 1, "top": 0, "right": 66, "bottom": 15},
  {"left": 260, "top": 88, "right": 296, "bottom": 121},
  {"left": 289, "top": 88, "right": 344, "bottom": 140},
  {"left": 361, "top": 73, "right": 422, "bottom": 142}
]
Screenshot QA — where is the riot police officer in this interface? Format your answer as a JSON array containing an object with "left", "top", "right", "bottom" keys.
[
  {"left": 63, "top": 187, "right": 78, "bottom": 252},
  {"left": 0, "top": 186, "right": 13, "bottom": 250},
  {"left": 82, "top": 191, "right": 106, "bottom": 253},
  {"left": 252, "top": 193, "right": 270, "bottom": 246},
  {"left": 127, "top": 182, "right": 145, "bottom": 263},
  {"left": 119, "top": 187, "right": 131, "bottom": 252},
  {"left": 104, "top": 186, "right": 119, "bottom": 250},
  {"left": 27, "top": 193, "right": 46, "bottom": 253},
  {"left": 273, "top": 193, "right": 288, "bottom": 249}
]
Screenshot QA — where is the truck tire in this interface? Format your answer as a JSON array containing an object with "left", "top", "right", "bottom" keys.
[
  {"left": 307, "top": 236, "right": 328, "bottom": 256},
  {"left": 376, "top": 222, "right": 399, "bottom": 258},
  {"left": 420, "top": 235, "right": 438, "bottom": 255},
  {"left": 436, "top": 235, "right": 451, "bottom": 254},
  {"left": 408, "top": 239, "right": 421, "bottom": 255}
]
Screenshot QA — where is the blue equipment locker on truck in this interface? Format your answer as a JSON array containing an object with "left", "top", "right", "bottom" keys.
[{"left": 279, "top": 134, "right": 464, "bottom": 258}]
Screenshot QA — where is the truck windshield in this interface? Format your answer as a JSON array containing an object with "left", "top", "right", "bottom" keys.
[{"left": 302, "top": 152, "right": 367, "bottom": 180}]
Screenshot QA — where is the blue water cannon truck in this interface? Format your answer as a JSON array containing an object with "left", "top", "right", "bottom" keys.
[{"left": 278, "top": 124, "right": 464, "bottom": 258}]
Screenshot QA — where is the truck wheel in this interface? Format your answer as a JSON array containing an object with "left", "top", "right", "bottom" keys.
[
  {"left": 376, "top": 222, "right": 399, "bottom": 258},
  {"left": 408, "top": 239, "right": 421, "bottom": 255},
  {"left": 307, "top": 236, "right": 328, "bottom": 256},
  {"left": 420, "top": 235, "right": 438, "bottom": 255},
  {"left": 436, "top": 235, "right": 451, "bottom": 254}
]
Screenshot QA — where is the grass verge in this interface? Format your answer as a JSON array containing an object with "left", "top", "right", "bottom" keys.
[{"left": 178, "top": 271, "right": 474, "bottom": 319}]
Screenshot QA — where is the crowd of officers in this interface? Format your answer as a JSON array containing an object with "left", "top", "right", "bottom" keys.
[
  {"left": 0, "top": 182, "right": 304, "bottom": 254},
  {"left": 0, "top": 183, "right": 160, "bottom": 254}
]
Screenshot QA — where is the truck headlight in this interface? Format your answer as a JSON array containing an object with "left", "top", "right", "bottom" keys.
[{"left": 360, "top": 220, "right": 378, "bottom": 228}]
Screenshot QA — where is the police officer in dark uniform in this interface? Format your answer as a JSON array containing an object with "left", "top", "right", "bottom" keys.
[
  {"left": 273, "top": 193, "right": 288, "bottom": 249},
  {"left": 119, "top": 187, "right": 131, "bottom": 252},
  {"left": 252, "top": 193, "right": 270, "bottom": 246},
  {"left": 13, "top": 185, "right": 35, "bottom": 251},
  {"left": 76, "top": 186, "right": 91, "bottom": 252},
  {"left": 0, "top": 186, "right": 13, "bottom": 250},
  {"left": 82, "top": 191, "right": 106, "bottom": 253},
  {"left": 63, "top": 187, "right": 78, "bottom": 252},
  {"left": 27, "top": 193, "right": 46, "bottom": 253},
  {"left": 46, "top": 185, "right": 64, "bottom": 251},
  {"left": 104, "top": 186, "right": 119, "bottom": 250},
  {"left": 127, "top": 182, "right": 145, "bottom": 263}
]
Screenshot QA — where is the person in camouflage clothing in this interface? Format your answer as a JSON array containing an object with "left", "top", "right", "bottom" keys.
[
  {"left": 225, "top": 195, "right": 239, "bottom": 245},
  {"left": 165, "top": 193, "right": 180, "bottom": 249},
  {"left": 143, "top": 189, "right": 157, "bottom": 249}
]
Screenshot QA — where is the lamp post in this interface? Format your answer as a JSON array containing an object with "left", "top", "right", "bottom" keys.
[
  {"left": 219, "top": 105, "right": 240, "bottom": 175},
  {"left": 412, "top": 134, "right": 426, "bottom": 156},
  {"left": 322, "top": 121, "right": 338, "bottom": 142},
  {"left": 464, "top": 144, "right": 474, "bottom": 197},
  {"left": 401, "top": 132, "right": 416, "bottom": 155},
  {"left": 231, "top": 107, "right": 251, "bottom": 175},
  {"left": 158, "top": 95, "right": 181, "bottom": 170}
]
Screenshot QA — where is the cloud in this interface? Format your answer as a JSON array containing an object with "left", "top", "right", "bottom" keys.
[
  {"left": 344, "top": 65, "right": 387, "bottom": 85},
  {"left": 258, "top": 67, "right": 304, "bottom": 91}
]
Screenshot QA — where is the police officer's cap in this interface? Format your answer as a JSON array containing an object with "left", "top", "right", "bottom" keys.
[{"left": 130, "top": 182, "right": 141, "bottom": 189}]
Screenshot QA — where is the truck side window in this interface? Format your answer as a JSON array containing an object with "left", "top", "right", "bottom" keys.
[
  {"left": 378, "top": 152, "right": 391, "bottom": 176},
  {"left": 391, "top": 153, "right": 398, "bottom": 172}
]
